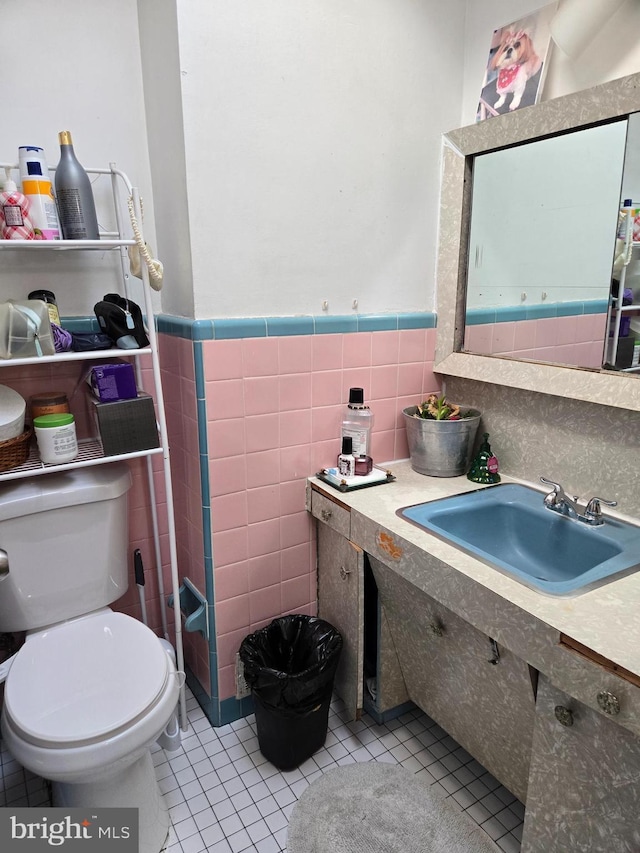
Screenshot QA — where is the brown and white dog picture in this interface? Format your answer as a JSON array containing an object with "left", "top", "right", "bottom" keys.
[{"left": 490, "top": 29, "right": 542, "bottom": 111}]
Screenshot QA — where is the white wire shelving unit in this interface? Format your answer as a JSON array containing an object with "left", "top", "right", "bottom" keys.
[
  {"left": 606, "top": 204, "right": 640, "bottom": 372},
  {"left": 0, "top": 161, "right": 187, "bottom": 733}
]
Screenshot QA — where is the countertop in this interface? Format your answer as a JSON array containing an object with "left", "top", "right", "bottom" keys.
[{"left": 309, "top": 460, "right": 640, "bottom": 681}]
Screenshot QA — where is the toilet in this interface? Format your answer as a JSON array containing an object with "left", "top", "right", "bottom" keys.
[{"left": 0, "top": 463, "right": 181, "bottom": 853}]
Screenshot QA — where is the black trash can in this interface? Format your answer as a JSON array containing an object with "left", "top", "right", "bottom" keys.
[{"left": 239, "top": 615, "right": 343, "bottom": 770}]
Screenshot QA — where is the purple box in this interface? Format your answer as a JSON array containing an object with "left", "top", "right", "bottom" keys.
[{"left": 87, "top": 362, "right": 138, "bottom": 402}]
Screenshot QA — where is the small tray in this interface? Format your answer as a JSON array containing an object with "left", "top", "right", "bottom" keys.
[{"left": 315, "top": 466, "right": 395, "bottom": 493}]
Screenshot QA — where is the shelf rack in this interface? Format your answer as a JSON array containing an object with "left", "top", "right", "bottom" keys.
[
  {"left": 606, "top": 207, "right": 640, "bottom": 371},
  {"left": 0, "top": 161, "right": 187, "bottom": 733}
]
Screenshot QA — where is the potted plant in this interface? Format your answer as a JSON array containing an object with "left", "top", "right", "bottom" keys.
[{"left": 403, "top": 394, "right": 481, "bottom": 477}]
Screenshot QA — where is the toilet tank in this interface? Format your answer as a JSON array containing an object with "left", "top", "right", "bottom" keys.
[{"left": 0, "top": 462, "right": 132, "bottom": 632}]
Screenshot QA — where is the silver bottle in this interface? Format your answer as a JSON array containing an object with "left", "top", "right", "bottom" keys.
[{"left": 55, "top": 131, "right": 99, "bottom": 239}]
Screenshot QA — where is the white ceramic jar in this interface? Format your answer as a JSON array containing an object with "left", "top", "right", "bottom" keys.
[{"left": 33, "top": 412, "right": 78, "bottom": 464}]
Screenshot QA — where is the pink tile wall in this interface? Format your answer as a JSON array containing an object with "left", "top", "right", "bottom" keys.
[
  {"left": 464, "top": 315, "right": 607, "bottom": 369},
  {"left": 204, "top": 328, "right": 440, "bottom": 701},
  {"left": 0, "top": 327, "right": 439, "bottom": 707}
]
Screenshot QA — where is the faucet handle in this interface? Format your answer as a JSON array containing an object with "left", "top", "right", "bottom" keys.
[
  {"left": 584, "top": 496, "right": 617, "bottom": 523},
  {"left": 540, "top": 477, "right": 566, "bottom": 506}
]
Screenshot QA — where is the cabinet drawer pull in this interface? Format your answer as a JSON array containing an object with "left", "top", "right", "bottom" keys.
[
  {"left": 554, "top": 705, "right": 574, "bottom": 727},
  {"left": 488, "top": 638, "right": 500, "bottom": 665},
  {"left": 597, "top": 691, "right": 621, "bottom": 716},
  {"left": 339, "top": 566, "right": 351, "bottom": 581},
  {"left": 320, "top": 508, "right": 333, "bottom": 521},
  {"left": 0, "top": 548, "right": 8, "bottom": 577}
]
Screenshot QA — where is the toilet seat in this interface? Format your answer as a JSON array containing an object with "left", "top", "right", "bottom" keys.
[{"left": 4, "top": 610, "right": 169, "bottom": 748}]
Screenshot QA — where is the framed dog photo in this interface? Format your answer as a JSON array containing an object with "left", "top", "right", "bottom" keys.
[{"left": 476, "top": 2, "right": 558, "bottom": 122}]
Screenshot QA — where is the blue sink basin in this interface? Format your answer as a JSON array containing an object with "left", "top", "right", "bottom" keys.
[{"left": 398, "top": 483, "right": 640, "bottom": 596}]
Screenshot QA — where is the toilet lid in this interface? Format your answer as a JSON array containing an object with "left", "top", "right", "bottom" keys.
[{"left": 4, "top": 611, "right": 170, "bottom": 747}]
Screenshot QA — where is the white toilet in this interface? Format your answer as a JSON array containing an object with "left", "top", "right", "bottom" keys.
[{"left": 0, "top": 463, "right": 181, "bottom": 853}]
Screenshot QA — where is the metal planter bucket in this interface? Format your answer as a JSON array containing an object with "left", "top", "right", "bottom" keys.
[{"left": 403, "top": 406, "right": 481, "bottom": 477}]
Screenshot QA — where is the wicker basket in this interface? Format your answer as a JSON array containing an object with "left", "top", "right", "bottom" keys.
[{"left": 0, "top": 427, "right": 32, "bottom": 472}]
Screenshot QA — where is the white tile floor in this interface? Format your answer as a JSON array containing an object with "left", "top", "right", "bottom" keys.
[{"left": 0, "top": 688, "right": 524, "bottom": 852}]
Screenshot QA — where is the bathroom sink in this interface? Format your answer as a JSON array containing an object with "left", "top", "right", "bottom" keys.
[{"left": 398, "top": 483, "right": 640, "bottom": 596}]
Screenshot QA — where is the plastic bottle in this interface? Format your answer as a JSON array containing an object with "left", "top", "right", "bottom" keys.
[
  {"left": 18, "top": 146, "right": 61, "bottom": 239},
  {"left": 337, "top": 436, "right": 355, "bottom": 477},
  {"left": 0, "top": 168, "right": 35, "bottom": 240},
  {"left": 341, "top": 387, "right": 374, "bottom": 458},
  {"left": 33, "top": 412, "right": 78, "bottom": 464},
  {"left": 55, "top": 131, "right": 99, "bottom": 240}
]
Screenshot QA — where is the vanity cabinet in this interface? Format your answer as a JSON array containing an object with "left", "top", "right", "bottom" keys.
[
  {"left": 316, "top": 521, "right": 364, "bottom": 719},
  {"left": 369, "top": 554, "right": 535, "bottom": 803},
  {"left": 522, "top": 675, "right": 640, "bottom": 853},
  {"left": 310, "top": 464, "right": 640, "bottom": 847},
  {"left": 311, "top": 485, "right": 408, "bottom": 722}
]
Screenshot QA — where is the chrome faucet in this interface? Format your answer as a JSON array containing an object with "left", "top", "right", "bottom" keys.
[{"left": 540, "top": 477, "right": 617, "bottom": 527}]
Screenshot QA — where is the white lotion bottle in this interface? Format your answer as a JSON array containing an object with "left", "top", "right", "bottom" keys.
[
  {"left": 55, "top": 131, "right": 99, "bottom": 239},
  {"left": 18, "top": 146, "right": 61, "bottom": 239},
  {"left": 341, "top": 387, "right": 374, "bottom": 458}
]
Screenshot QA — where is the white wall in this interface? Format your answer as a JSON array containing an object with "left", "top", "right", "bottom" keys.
[
  {"left": 174, "top": 0, "right": 466, "bottom": 320},
  {"left": 2, "top": 0, "right": 157, "bottom": 318},
  {"left": 137, "top": 0, "right": 194, "bottom": 319},
  {"left": 4, "top": 1, "right": 640, "bottom": 322}
]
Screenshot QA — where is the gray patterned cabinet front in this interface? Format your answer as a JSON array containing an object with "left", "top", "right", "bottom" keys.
[
  {"left": 315, "top": 518, "right": 409, "bottom": 723},
  {"left": 317, "top": 521, "right": 364, "bottom": 720},
  {"left": 522, "top": 675, "right": 640, "bottom": 853},
  {"left": 369, "top": 555, "right": 535, "bottom": 804}
]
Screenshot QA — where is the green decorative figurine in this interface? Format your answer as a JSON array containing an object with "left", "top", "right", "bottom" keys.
[{"left": 467, "top": 433, "right": 501, "bottom": 484}]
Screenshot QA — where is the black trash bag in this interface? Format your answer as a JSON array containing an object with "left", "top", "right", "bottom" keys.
[
  {"left": 239, "top": 615, "right": 343, "bottom": 716},
  {"left": 239, "top": 615, "right": 343, "bottom": 770}
]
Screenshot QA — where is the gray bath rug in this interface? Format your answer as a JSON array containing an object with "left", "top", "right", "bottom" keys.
[{"left": 286, "top": 763, "right": 501, "bottom": 853}]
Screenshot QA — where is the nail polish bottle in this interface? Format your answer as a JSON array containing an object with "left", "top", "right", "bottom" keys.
[{"left": 338, "top": 436, "right": 355, "bottom": 477}]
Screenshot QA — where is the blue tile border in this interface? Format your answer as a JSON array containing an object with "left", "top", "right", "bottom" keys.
[
  {"left": 267, "top": 316, "right": 315, "bottom": 337},
  {"left": 214, "top": 318, "right": 267, "bottom": 339},
  {"left": 65, "top": 312, "right": 438, "bottom": 339},
  {"left": 193, "top": 341, "right": 206, "bottom": 400},
  {"left": 495, "top": 306, "right": 526, "bottom": 323},
  {"left": 190, "top": 339, "right": 219, "bottom": 712},
  {"left": 356, "top": 314, "right": 394, "bottom": 332},
  {"left": 314, "top": 315, "right": 358, "bottom": 334},
  {"left": 157, "top": 312, "right": 436, "bottom": 340},
  {"left": 465, "top": 308, "right": 496, "bottom": 326},
  {"left": 219, "top": 694, "right": 255, "bottom": 726},
  {"left": 397, "top": 312, "right": 436, "bottom": 330},
  {"left": 583, "top": 299, "right": 609, "bottom": 315},
  {"left": 466, "top": 300, "right": 609, "bottom": 325}
]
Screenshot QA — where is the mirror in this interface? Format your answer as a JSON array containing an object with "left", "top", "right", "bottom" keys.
[
  {"left": 435, "top": 71, "right": 640, "bottom": 412},
  {"left": 464, "top": 120, "right": 629, "bottom": 371}
]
